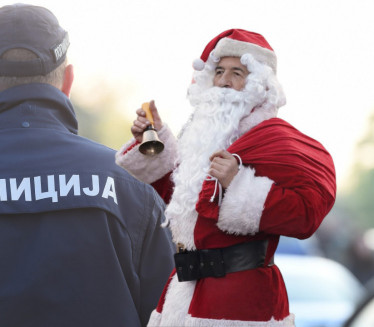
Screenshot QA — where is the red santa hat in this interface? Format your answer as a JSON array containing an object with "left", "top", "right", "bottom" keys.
[{"left": 192, "top": 29, "right": 277, "bottom": 73}]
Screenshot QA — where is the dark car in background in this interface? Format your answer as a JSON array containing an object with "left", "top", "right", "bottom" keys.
[{"left": 343, "top": 279, "right": 374, "bottom": 327}]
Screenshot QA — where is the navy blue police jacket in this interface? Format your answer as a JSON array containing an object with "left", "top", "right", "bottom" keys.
[{"left": 0, "top": 83, "right": 174, "bottom": 327}]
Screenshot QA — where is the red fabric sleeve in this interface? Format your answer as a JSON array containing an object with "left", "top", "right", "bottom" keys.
[
  {"left": 151, "top": 172, "right": 174, "bottom": 204},
  {"left": 258, "top": 166, "right": 334, "bottom": 238}
]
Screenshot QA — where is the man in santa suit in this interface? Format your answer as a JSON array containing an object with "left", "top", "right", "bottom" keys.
[{"left": 116, "top": 29, "right": 336, "bottom": 327}]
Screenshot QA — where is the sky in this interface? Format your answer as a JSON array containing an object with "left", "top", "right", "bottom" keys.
[{"left": 3, "top": 0, "right": 374, "bottom": 190}]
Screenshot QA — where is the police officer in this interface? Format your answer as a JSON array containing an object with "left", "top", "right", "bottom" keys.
[{"left": 0, "top": 4, "right": 174, "bottom": 327}]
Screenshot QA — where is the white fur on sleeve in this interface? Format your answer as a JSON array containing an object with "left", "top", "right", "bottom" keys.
[
  {"left": 217, "top": 166, "right": 274, "bottom": 235},
  {"left": 115, "top": 124, "right": 178, "bottom": 184}
]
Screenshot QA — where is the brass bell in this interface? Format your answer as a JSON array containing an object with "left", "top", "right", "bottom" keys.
[{"left": 139, "top": 102, "right": 164, "bottom": 156}]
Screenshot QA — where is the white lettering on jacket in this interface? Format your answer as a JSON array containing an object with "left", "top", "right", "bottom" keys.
[{"left": 0, "top": 174, "right": 117, "bottom": 204}]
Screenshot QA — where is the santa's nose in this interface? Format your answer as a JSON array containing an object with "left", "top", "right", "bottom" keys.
[{"left": 216, "top": 74, "right": 232, "bottom": 88}]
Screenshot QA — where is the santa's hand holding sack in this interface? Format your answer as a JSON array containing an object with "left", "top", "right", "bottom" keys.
[{"left": 116, "top": 29, "right": 336, "bottom": 327}]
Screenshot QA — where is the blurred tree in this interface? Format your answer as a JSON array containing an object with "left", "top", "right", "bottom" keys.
[
  {"left": 339, "top": 111, "right": 374, "bottom": 229},
  {"left": 315, "top": 111, "right": 374, "bottom": 283},
  {"left": 70, "top": 85, "right": 134, "bottom": 151}
]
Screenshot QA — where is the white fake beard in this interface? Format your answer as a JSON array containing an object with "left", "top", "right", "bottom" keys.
[{"left": 165, "top": 84, "right": 266, "bottom": 250}]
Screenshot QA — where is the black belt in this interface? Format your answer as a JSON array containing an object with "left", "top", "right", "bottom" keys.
[{"left": 174, "top": 240, "right": 273, "bottom": 282}]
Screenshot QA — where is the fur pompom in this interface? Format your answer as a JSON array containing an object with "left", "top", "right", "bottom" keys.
[{"left": 192, "top": 58, "right": 205, "bottom": 71}]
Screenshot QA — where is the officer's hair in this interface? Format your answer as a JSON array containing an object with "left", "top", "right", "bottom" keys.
[{"left": 0, "top": 48, "right": 67, "bottom": 92}]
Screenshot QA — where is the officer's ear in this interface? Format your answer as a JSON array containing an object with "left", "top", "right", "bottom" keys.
[{"left": 61, "top": 64, "right": 74, "bottom": 97}]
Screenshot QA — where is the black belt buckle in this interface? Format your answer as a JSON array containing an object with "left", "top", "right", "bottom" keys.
[
  {"left": 199, "top": 248, "right": 226, "bottom": 278},
  {"left": 174, "top": 251, "right": 201, "bottom": 282}
]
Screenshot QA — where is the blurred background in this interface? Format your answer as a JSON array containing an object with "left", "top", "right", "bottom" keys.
[{"left": 2, "top": 0, "right": 374, "bottom": 325}]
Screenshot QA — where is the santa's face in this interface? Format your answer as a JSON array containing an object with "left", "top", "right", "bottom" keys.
[{"left": 213, "top": 57, "right": 249, "bottom": 91}]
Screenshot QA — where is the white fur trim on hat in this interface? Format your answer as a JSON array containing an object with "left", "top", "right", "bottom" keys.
[
  {"left": 217, "top": 166, "right": 274, "bottom": 235},
  {"left": 184, "top": 314, "right": 295, "bottom": 327},
  {"left": 149, "top": 311, "right": 295, "bottom": 327},
  {"left": 183, "top": 314, "right": 295, "bottom": 327},
  {"left": 214, "top": 37, "right": 277, "bottom": 73},
  {"left": 115, "top": 124, "right": 178, "bottom": 184}
]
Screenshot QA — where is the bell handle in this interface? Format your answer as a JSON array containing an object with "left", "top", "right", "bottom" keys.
[{"left": 142, "top": 102, "right": 155, "bottom": 126}]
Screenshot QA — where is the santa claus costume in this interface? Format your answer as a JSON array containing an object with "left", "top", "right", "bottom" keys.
[{"left": 116, "top": 29, "right": 336, "bottom": 327}]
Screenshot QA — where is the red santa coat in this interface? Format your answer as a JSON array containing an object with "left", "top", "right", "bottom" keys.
[{"left": 116, "top": 118, "right": 336, "bottom": 326}]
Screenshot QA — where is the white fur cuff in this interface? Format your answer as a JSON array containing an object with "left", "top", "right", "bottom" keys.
[
  {"left": 217, "top": 166, "right": 274, "bottom": 235},
  {"left": 115, "top": 124, "right": 178, "bottom": 184}
]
